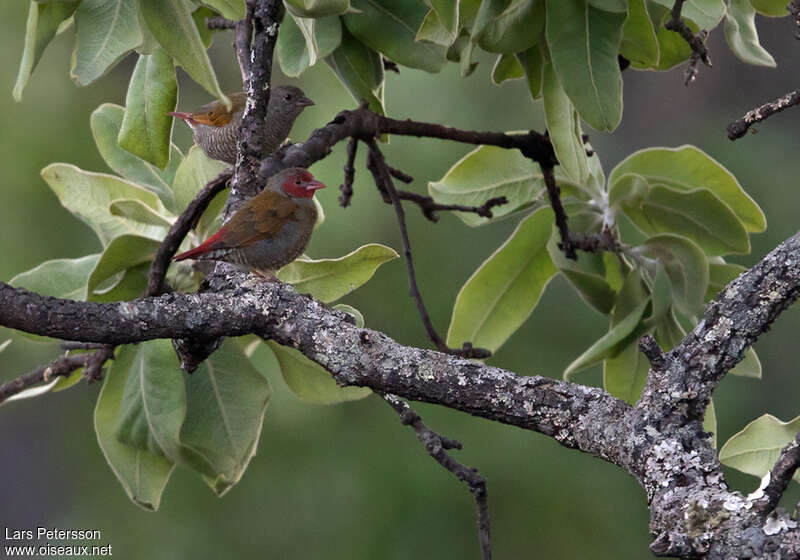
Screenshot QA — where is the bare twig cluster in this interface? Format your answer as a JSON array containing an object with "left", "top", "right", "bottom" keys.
[{"left": 665, "top": 0, "right": 712, "bottom": 84}]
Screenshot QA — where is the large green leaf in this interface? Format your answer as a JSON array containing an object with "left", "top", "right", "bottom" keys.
[
  {"left": 706, "top": 259, "right": 746, "bottom": 301},
  {"left": 95, "top": 345, "right": 175, "bottom": 510},
  {"left": 620, "top": 0, "right": 659, "bottom": 68},
  {"left": 542, "top": 60, "right": 590, "bottom": 185},
  {"left": 140, "top": 0, "right": 228, "bottom": 105},
  {"left": 638, "top": 234, "right": 708, "bottom": 315},
  {"left": 268, "top": 341, "right": 372, "bottom": 404},
  {"left": 720, "top": 414, "right": 800, "bottom": 482},
  {"left": 650, "top": 0, "right": 725, "bottom": 28},
  {"left": 417, "top": 9, "right": 459, "bottom": 46},
  {"left": 618, "top": 182, "right": 751, "bottom": 256},
  {"left": 517, "top": 45, "right": 544, "bottom": 98},
  {"left": 325, "top": 28, "right": 385, "bottom": 114},
  {"left": 91, "top": 104, "right": 182, "bottom": 210},
  {"left": 565, "top": 298, "right": 649, "bottom": 379},
  {"left": 603, "top": 335, "right": 650, "bottom": 404},
  {"left": 285, "top": 0, "right": 351, "bottom": 17},
  {"left": 343, "top": 0, "right": 447, "bottom": 72},
  {"left": 548, "top": 235, "right": 623, "bottom": 314},
  {"left": 545, "top": 0, "right": 625, "bottom": 131},
  {"left": 172, "top": 146, "right": 229, "bottom": 213},
  {"left": 724, "top": 0, "right": 775, "bottom": 67},
  {"left": 447, "top": 207, "right": 557, "bottom": 353},
  {"left": 40, "top": 164, "right": 168, "bottom": 245},
  {"left": 10, "top": 255, "right": 100, "bottom": 301},
  {"left": 609, "top": 145, "right": 766, "bottom": 233},
  {"left": 110, "top": 199, "right": 175, "bottom": 228},
  {"left": 278, "top": 13, "right": 341, "bottom": 77},
  {"left": 71, "top": 0, "right": 144, "bottom": 86},
  {"left": 491, "top": 53, "right": 525, "bottom": 84},
  {"left": 115, "top": 341, "right": 187, "bottom": 459},
  {"left": 277, "top": 243, "right": 398, "bottom": 303},
  {"left": 425, "top": 0, "right": 459, "bottom": 36},
  {"left": 13, "top": 1, "right": 79, "bottom": 101},
  {"left": 429, "top": 142, "right": 586, "bottom": 227},
  {"left": 749, "top": 0, "right": 788, "bottom": 16},
  {"left": 87, "top": 235, "right": 161, "bottom": 300},
  {"left": 179, "top": 340, "right": 271, "bottom": 496},
  {"left": 119, "top": 49, "right": 178, "bottom": 171},
  {"left": 649, "top": 2, "right": 693, "bottom": 70},
  {"left": 471, "top": 0, "right": 545, "bottom": 53},
  {"left": 200, "top": 0, "right": 246, "bottom": 19}
]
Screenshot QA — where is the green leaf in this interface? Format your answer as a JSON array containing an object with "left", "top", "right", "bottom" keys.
[
  {"left": 13, "top": 1, "right": 79, "bottom": 102},
  {"left": 172, "top": 146, "right": 229, "bottom": 213},
  {"left": 425, "top": 0, "right": 459, "bottom": 36},
  {"left": 91, "top": 104, "right": 182, "bottom": 210},
  {"left": 325, "top": 28, "right": 385, "bottom": 114},
  {"left": 516, "top": 45, "right": 544, "bottom": 98},
  {"left": 650, "top": 0, "right": 725, "bottom": 28},
  {"left": 416, "top": 9, "right": 458, "bottom": 46},
  {"left": 603, "top": 335, "right": 650, "bottom": 404},
  {"left": 588, "top": 0, "right": 627, "bottom": 10},
  {"left": 10, "top": 254, "right": 100, "bottom": 300},
  {"left": 110, "top": 199, "right": 175, "bottom": 227},
  {"left": 704, "top": 398, "right": 717, "bottom": 449},
  {"left": 87, "top": 235, "right": 161, "bottom": 300},
  {"left": 119, "top": 49, "right": 178, "bottom": 170},
  {"left": 649, "top": 2, "right": 693, "bottom": 69},
  {"left": 446, "top": 29, "right": 478, "bottom": 76},
  {"left": 277, "top": 243, "right": 399, "bottom": 303},
  {"left": 92, "top": 263, "right": 151, "bottom": 303},
  {"left": 40, "top": 163, "right": 168, "bottom": 246},
  {"left": 192, "top": 6, "right": 218, "bottom": 49},
  {"left": 343, "top": 0, "right": 447, "bottom": 72},
  {"left": 720, "top": 414, "right": 800, "bottom": 482},
  {"left": 471, "top": 0, "right": 545, "bottom": 53},
  {"left": 620, "top": 0, "right": 659, "bottom": 68},
  {"left": 199, "top": 0, "right": 246, "bottom": 19},
  {"left": 179, "top": 340, "right": 271, "bottom": 496},
  {"left": 278, "top": 13, "right": 341, "bottom": 76},
  {"left": 140, "top": 0, "right": 229, "bottom": 105},
  {"left": 333, "top": 303, "right": 365, "bottom": 327},
  {"left": 620, "top": 183, "right": 751, "bottom": 256},
  {"left": 491, "top": 53, "right": 524, "bottom": 84},
  {"left": 542, "top": 60, "right": 590, "bottom": 185},
  {"left": 638, "top": 234, "right": 708, "bottom": 315},
  {"left": 545, "top": 0, "right": 625, "bottom": 131},
  {"left": 429, "top": 141, "right": 586, "bottom": 227},
  {"left": 71, "top": 0, "right": 144, "bottom": 86},
  {"left": 269, "top": 341, "right": 372, "bottom": 404},
  {"left": 706, "top": 259, "right": 746, "bottom": 301},
  {"left": 1, "top": 379, "right": 60, "bottom": 406},
  {"left": 749, "top": 0, "right": 788, "bottom": 16},
  {"left": 285, "top": 0, "right": 351, "bottom": 17},
  {"left": 548, "top": 234, "right": 622, "bottom": 314},
  {"left": 724, "top": 0, "right": 776, "bottom": 67},
  {"left": 95, "top": 345, "right": 175, "bottom": 511},
  {"left": 609, "top": 145, "right": 766, "bottom": 233},
  {"left": 565, "top": 298, "right": 649, "bottom": 379},
  {"left": 447, "top": 207, "right": 557, "bottom": 353},
  {"left": 731, "top": 346, "right": 762, "bottom": 379},
  {"left": 115, "top": 341, "right": 186, "bottom": 459}
]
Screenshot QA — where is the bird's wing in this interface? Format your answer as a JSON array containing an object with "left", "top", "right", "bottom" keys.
[
  {"left": 191, "top": 92, "right": 246, "bottom": 127},
  {"left": 221, "top": 190, "right": 297, "bottom": 248}
]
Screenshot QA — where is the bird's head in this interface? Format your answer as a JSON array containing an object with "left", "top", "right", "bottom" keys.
[
  {"left": 270, "top": 168, "right": 326, "bottom": 199},
  {"left": 268, "top": 85, "right": 314, "bottom": 121}
]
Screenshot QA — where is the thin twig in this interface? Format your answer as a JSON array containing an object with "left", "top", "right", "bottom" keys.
[
  {"left": 664, "top": 0, "right": 711, "bottom": 84},
  {"left": 60, "top": 341, "right": 108, "bottom": 351},
  {"left": 727, "top": 90, "right": 800, "bottom": 140},
  {"left": 753, "top": 432, "right": 800, "bottom": 515},
  {"left": 380, "top": 393, "right": 491, "bottom": 560},
  {"left": 0, "top": 345, "right": 114, "bottom": 404},
  {"left": 365, "top": 139, "right": 490, "bottom": 359},
  {"left": 386, "top": 164, "right": 413, "bottom": 183},
  {"left": 206, "top": 16, "right": 236, "bottom": 29},
  {"left": 339, "top": 138, "right": 358, "bottom": 207},
  {"left": 147, "top": 169, "right": 232, "bottom": 296},
  {"left": 395, "top": 190, "right": 507, "bottom": 223}
]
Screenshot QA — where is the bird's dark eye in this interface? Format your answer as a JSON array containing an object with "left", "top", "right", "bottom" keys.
[
  {"left": 295, "top": 179, "right": 301, "bottom": 185},
  {"left": 285, "top": 94, "right": 292, "bottom": 100}
]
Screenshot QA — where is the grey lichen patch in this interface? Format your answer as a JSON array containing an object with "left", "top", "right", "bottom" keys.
[
  {"left": 764, "top": 513, "right": 798, "bottom": 536},
  {"left": 685, "top": 499, "right": 730, "bottom": 539},
  {"left": 703, "top": 315, "right": 733, "bottom": 343}
]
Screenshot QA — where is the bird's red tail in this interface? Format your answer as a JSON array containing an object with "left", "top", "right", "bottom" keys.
[{"left": 173, "top": 230, "right": 226, "bottom": 261}]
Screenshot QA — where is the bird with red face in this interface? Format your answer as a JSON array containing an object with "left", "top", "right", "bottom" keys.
[
  {"left": 169, "top": 85, "right": 314, "bottom": 164},
  {"left": 173, "top": 167, "right": 326, "bottom": 278}
]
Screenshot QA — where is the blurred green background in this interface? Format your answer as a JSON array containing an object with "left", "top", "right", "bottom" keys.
[{"left": 3, "top": 4, "right": 800, "bottom": 558}]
